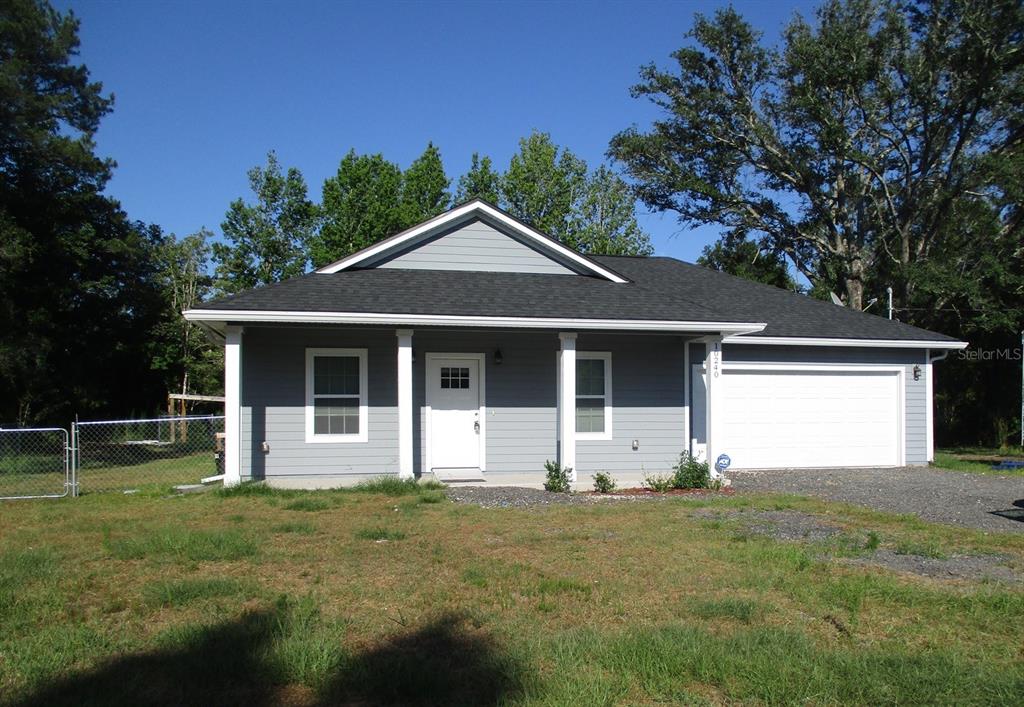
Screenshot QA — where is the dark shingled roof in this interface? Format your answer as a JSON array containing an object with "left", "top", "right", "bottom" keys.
[{"left": 195, "top": 255, "right": 957, "bottom": 343}]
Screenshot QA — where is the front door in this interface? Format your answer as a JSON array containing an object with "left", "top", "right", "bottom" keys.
[{"left": 427, "top": 355, "right": 483, "bottom": 475}]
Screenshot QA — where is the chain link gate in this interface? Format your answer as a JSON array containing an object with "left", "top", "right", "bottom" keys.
[
  {"left": 73, "top": 415, "right": 224, "bottom": 494},
  {"left": 0, "top": 427, "right": 72, "bottom": 499}
]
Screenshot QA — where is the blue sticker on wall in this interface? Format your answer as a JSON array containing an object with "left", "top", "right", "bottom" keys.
[{"left": 715, "top": 454, "right": 731, "bottom": 471}]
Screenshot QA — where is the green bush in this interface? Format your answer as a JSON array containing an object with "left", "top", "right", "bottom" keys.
[
  {"left": 543, "top": 460, "right": 572, "bottom": 493},
  {"left": 672, "top": 452, "right": 711, "bottom": 489},
  {"left": 642, "top": 474, "right": 674, "bottom": 493},
  {"left": 592, "top": 472, "right": 617, "bottom": 494}
]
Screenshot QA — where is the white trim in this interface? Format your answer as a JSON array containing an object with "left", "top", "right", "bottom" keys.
[
  {"left": 558, "top": 333, "right": 577, "bottom": 479},
  {"left": 925, "top": 349, "right": 934, "bottom": 463},
  {"left": 424, "top": 353, "right": 486, "bottom": 475},
  {"left": 683, "top": 341, "right": 690, "bottom": 457},
  {"left": 574, "top": 352, "right": 613, "bottom": 441},
  {"left": 724, "top": 335, "right": 967, "bottom": 350},
  {"left": 314, "top": 200, "right": 629, "bottom": 283},
  {"left": 304, "top": 348, "right": 369, "bottom": 444},
  {"left": 704, "top": 338, "right": 724, "bottom": 477},
  {"left": 722, "top": 361, "right": 907, "bottom": 467},
  {"left": 223, "top": 326, "right": 242, "bottom": 487},
  {"left": 183, "top": 308, "right": 766, "bottom": 335},
  {"left": 396, "top": 330, "right": 414, "bottom": 479}
]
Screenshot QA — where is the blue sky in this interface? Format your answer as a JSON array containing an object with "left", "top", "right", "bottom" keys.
[{"left": 56, "top": 0, "right": 818, "bottom": 263}]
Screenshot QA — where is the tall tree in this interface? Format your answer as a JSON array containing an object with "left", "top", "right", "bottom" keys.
[
  {"left": 610, "top": 0, "right": 1024, "bottom": 311},
  {"left": 399, "top": 142, "right": 450, "bottom": 227},
  {"left": 502, "top": 131, "right": 588, "bottom": 240},
  {"left": 455, "top": 153, "right": 501, "bottom": 204},
  {"left": 313, "top": 150, "right": 403, "bottom": 266},
  {"left": 212, "top": 151, "right": 315, "bottom": 293},
  {"left": 697, "top": 238, "right": 798, "bottom": 290},
  {"left": 570, "top": 165, "right": 653, "bottom": 255},
  {"left": 150, "top": 230, "right": 222, "bottom": 403},
  {"left": 0, "top": 0, "right": 165, "bottom": 424}
]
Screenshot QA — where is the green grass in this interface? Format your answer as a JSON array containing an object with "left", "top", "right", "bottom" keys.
[
  {"left": 283, "top": 497, "right": 331, "bottom": 512},
  {"left": 1, "top": 488, "right": 1022, "bottom": 704},
  {"left": 143, "top": 577, "right": 251, "bottom": 608},
  {"left": 354, "top": 527, "right": 407, "bottom": 541},
  {"left": 933, "top": 449, "right": 1024, "bottom": 476}
]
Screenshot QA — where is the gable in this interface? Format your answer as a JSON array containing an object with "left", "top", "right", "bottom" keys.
[
  {"left": 368, "top": 217, "right": 576, "bottom": 275},
  {"left": 315, "top": 200, "right": 629, "bottom": 282}
]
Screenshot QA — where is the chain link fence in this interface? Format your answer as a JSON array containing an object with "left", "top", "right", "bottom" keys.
[
  {"left": 73, "top": 415, "right": 224, "bottom": 494},
  {"left": 0, "top": 428, "right": 71, "bottom": 499}
]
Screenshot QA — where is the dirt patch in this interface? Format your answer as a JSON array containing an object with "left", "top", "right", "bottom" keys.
[{"left": 694, "top": 508, "right": 1023, "bottom": 583}]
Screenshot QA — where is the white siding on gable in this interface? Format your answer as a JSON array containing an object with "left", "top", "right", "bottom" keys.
[{"left": 375, "top": 219, "right": 576, "bottom": 275}]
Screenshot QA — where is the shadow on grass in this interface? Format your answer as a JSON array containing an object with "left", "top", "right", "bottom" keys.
[{"left": 13, "top": 610, "right": 524, "bottom": 707}]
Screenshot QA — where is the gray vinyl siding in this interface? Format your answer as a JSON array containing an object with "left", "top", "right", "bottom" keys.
[
  {"left": 722, "top": 344, "right": 928, "bottom": 465},
  {"left": 240, "top": 327, "right": 399, "bottom": 480},
  {"left": 374, "top": 218, "right": 576, "bottom": 275},
  {"left": 573, "top": 334, "right": 687, "bottom": 476}
]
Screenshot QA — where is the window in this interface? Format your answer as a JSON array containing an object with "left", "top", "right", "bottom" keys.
[
  {"left": 575, "top": 352, "right": 612, "bottom": 440},
  {"left": 305, "top": 348, "right": 368, "bottom": 443},
  {"left": 440, "top": 366, "right": 470, "bottom": 389}
]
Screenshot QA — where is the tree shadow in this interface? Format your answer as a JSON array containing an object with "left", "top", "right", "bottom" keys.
[
  {"left": 990, "top": 498, "right": 1024, "bottom": 523},
  {"left": 12, "top": 609, "right": 525, "bottom": 707}
]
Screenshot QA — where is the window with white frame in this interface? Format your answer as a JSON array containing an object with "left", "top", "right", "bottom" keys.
[
  {"left": 305, "top": 348, "right": 368, "bottom": 443},
  {"left": 576, "top": 352, "right": 612, "bottom": 439}
]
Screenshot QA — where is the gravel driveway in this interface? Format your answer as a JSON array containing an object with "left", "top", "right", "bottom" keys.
[{"left": 730, "top": 466, "right": 1024, "bottom": 533}]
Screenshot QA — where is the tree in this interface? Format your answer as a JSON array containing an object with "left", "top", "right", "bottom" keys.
[
  {"left": 610, "top": 0, "right": 1024, "bottom": 311},
  {"left": 697, "top": 238, "right": 797, "bottom": 290},
  {"left": 570, "top": 165, "right": 653, "bottom": 255},
  {"left": 502, "top": 131, "right": 588, "bottom": 240},
  {"left": 212, "top": 151, "right": 315, "bottom": 293},
  {"left": 399, "top": 142, "right": 450, "bottom": 226},
  {"left": 455, "top": 153, "right": 501, "bottom": 204},
  {"left": 313, "top": 151, "right": 403, "bottom": 266},
  {"left": 0, "top": 0, "right": 165, "bottom": 424},
  {"left": 150, "top": 230, "right": 223, "bottom": 404}
]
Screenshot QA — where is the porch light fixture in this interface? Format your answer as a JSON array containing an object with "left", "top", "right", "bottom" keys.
[
  {"left": 494, "top": 348, "right": 503, "bottom": 365},
  {"left": 912, "top": 364, "right": 921, "bottom": 381}
]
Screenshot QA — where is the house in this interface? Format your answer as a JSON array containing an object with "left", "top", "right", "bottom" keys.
[{"left": 184, "top": 200, "right": 967, "bottom": 488}]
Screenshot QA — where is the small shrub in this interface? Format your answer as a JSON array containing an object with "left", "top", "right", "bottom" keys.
[
  {"left": 642, "top": 474, "right": 674, "bottom": 493},
  {"left": 543, "top": 460, "right": 572, "bottom": 493},
  {"left": 672, "top": 452, "right": 711, "bottom": 489},
  {"left": 592, "top": 472, "right": 617, "bottom": 494}
]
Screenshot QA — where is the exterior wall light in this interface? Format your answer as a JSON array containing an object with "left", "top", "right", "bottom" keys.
[
  {"left": 494, "top": 348, "right": 503, "bottom": 365},
  {"left": 912, "top": 364, "right": 921, "bottom": 381}
]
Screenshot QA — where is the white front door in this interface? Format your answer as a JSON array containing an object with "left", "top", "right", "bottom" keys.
[{"left": 427, "top": 356, "right": 484, "bottom": 475}]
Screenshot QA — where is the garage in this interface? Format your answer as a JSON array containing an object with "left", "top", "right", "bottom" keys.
[{"left": 693, "top": 365, "right": 904, "bottom": 469}]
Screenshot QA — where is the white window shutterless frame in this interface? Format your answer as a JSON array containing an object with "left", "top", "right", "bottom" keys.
[
  {"left": 305, "top": 348, "right": 368, "bottom": 443},
  {"left": 557, "top": 352, "right": 612, "bottom": 441}
]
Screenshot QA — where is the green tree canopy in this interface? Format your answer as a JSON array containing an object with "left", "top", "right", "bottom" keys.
[
  {"left": 501, "top": 131, "right": 588, "bottom": 241},
  {"left": 697, "top": 238, "right": 797, "bottom": 291},
  {"left": 313, "top": 150, "right": 403, "bottom": 266},
  {"left": 570, "top": 165, "right": 653, "bottom": 255},
  {"left": 0, "top": 0, "right": 166, "bottom": 424},
  {"left": 212, "top": 151, "right": 315, "bottom": 293},
  {"left": 610, "top": 0, "right": 1023, "bottom": 311},
  {"left": 399, "top": 142, "right": 450, "bottom": 226},
  {"left": 455, "top": 153, "right": 501, "bottom": 204}
]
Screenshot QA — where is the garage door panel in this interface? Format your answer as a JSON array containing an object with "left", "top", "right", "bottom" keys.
[{"left": 719, "top": 369, "right": 900, "bottom": 469}]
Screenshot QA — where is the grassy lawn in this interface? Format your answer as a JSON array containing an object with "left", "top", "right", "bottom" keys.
[
  {"left": 2, "top": 482, "right": 1023, "bottom": 705},
  {"left": 933, "top": 447, "right": 1024, "bottom": 476}
]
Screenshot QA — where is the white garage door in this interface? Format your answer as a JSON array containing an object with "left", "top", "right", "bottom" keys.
[{"left": 693, "top": 366, "right": 902, "bottom": 469}]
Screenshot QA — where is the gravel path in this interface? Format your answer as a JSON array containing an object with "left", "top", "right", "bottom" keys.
[{"left": 730, "top": 466, "right": 1024, "bottom": 533}]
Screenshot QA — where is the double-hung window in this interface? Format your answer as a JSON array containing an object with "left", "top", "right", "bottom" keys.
[
  {"left": 575, "top": 352, "right": 612, "bottom": 440},
  {"left": 305, "top": 348, "right": 368, "bottom": 443}
]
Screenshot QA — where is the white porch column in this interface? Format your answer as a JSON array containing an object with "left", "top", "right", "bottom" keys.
[
  {"left": 223, "top": 325, "right": 243, "bottom": 487},
  {"left": 559, "top": 332, "right": 577, "bottom": 480},
  {"left": 397, "top": 329, "right": 414, "bottom": 479},
  {"left": 925, "top": 350, "right": 934, "bottom": 463},
  {"left": 703, "top": 336, "right": 724, "bottom": 476}
]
